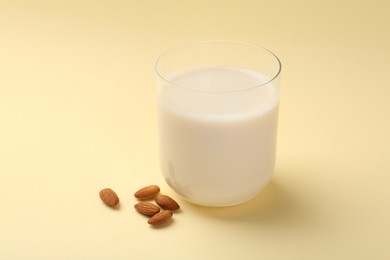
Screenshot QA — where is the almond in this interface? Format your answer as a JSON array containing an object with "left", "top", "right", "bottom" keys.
[
  {"left": 147, "top": 210, "right": 173, "bottom": 226},
  {"left": 155, "top": 194, "right": 180, "bottom": 210},
  {"left": 134, "top": 202, "right": 160, "bottom": 217},
  {"left": 134, "top": 185, "right": 160, "bottom": 200},
  {"left": 99, "top": 188, "right": 120, "bottom": 207}
]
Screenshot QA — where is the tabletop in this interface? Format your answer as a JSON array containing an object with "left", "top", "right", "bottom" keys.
[{"left": 1, "top": 0, "right": 389, "bottom": 259}]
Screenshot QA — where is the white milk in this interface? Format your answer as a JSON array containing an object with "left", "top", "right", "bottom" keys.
[{"left": 157, "top": 66, "right": 279, "bottom": 206}]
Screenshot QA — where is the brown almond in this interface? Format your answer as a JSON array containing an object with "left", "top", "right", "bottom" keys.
[
  {"left": 99, "top": 188, "right": 120, "bottom": 207},
  {"left": 155, "top": 194, "right": 180, "bottom": 210},
  {"left": 134, "top": 185, "right": 160, "bottom": 200},
  {"left": 147, "top": 210, "right": 173, "bottom": 226},
  {"left": 134, "top": 202, "right": 160, "bottom": 217}
]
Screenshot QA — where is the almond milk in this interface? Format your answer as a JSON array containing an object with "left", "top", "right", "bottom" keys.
[{"left": 157, "top": 66, "right": 279, "bottom": 206}]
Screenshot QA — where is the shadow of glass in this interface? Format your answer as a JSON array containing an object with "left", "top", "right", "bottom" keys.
[{"left": 183, "top": 178, "right": 312, "bottom": 227}]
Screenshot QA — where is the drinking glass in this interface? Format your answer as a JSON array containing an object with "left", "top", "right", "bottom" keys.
[{"left": 155, "top": 41, "right": 281, "bottom": 206}]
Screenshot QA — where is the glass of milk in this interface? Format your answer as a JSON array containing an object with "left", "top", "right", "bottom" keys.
[{"left": 155, "top": 41, "right": 281, "bottom": 206}]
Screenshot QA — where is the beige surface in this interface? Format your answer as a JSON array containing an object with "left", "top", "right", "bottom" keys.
[{"left": 1, "top": 0, "right": 389, "bottom": 259}]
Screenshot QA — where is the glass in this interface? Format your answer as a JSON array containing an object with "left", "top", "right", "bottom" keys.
[{"left": 155, "top": 41, "right": 281, "bottom": 206}]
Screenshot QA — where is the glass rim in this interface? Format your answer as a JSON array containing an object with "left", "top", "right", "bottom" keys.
[{"left": 154, "top": 40, "right": 282, "bottom": 94}]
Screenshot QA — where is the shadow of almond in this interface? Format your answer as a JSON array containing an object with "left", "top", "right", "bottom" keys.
[{"left": 183, "top": 177, "right": 313, "bottom": 227}]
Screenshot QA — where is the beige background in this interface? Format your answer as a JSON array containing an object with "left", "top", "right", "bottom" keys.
[{"left": 1, "top": 0, "right": 389, "bottom": 259}]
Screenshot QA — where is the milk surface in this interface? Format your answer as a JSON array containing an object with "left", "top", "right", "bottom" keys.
[{"left": 157, "top": 66, "right": 279, "bottom": 206}]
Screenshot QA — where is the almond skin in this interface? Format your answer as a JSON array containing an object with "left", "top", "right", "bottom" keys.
[
  {"left": 134, "top": 202, "right": 160, "bottom": 217},
  {"left": 99, "top": 188, "right": 120, "bottom": 207},
  {"left": 148, "top": 210, "right": 173, "bottom": 226},
  {"left": 134, "top": 185, "right": 160, "bottom": 200},
  {"left": 155, "top": 195, "right": 180, "bottom": 211}
]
